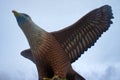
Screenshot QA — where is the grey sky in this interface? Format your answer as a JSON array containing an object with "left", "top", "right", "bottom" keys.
[{"left": 0, "top": 0, "right": 120, "bottom": 80}]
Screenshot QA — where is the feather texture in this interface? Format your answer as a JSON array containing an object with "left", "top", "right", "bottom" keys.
[{"left": 52, "top": 5, "right": 113, "bottom": 63}]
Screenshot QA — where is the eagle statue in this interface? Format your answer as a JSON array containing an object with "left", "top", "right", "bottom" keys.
[{"left": 12, "top": 5, "right": 113, "bottom": 80}]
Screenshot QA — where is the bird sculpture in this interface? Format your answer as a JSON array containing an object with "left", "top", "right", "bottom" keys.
[{"left": 13, "top": 5, "right": 113, "bottom": 80}]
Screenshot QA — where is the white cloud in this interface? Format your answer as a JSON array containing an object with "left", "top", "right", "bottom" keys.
[
  {"left": 99, "top": 65, "right": 120, "bottom": 80},
  {"left": 74, "top": 63, "right": 120, "bottom": 80}
]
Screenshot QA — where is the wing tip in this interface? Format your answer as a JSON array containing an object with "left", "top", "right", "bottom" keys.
[{"left": 102, "top": 5, "right": 114, "bottom": 19}]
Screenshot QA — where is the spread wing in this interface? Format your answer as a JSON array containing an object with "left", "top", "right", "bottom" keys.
[{"left": 51, "top": 5, "right": 113, "bottom": 63}]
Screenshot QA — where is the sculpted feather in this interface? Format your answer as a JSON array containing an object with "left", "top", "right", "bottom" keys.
[{"left": 13, "top": 5, "right": 113, "bottom": 80}]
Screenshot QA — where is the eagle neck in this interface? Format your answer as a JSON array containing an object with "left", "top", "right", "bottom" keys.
[{"left": 20, "top": 20, "right": 47, "bottom": 49}]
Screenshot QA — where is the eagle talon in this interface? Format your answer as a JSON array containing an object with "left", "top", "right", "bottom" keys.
[
  {"left": 52, "top": 75, "right": 67, "bottom": 80},
  {"left": 43, "top": 75, "right": 67, "bottom": 80},
  {"left": 43, "top": 76, "right": 59, "bottom": 80},
  {"left": 43, "top": 77, "right": 51, "bottom": 80},
  {"left": 52, "top": 75, "right": 59, "bottom": 80}
]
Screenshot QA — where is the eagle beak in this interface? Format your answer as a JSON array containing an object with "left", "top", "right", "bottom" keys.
[{"left": 12, "top": 10, "right": 20, "bottom": 17}]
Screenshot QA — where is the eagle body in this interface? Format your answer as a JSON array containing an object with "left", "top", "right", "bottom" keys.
[
  {"left": 13, "top": 5, "right": 113, "bottom": 80},
  {"left": 17, "top": 19, "right": 82, "bottom": 79},
  {"left": 27, "top": 29, "right": 72, "bottom": 78}
]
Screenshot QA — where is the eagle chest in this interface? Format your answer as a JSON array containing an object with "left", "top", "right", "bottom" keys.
[{"left": 29, "top": 33, "right": 68, "bottom": 62}]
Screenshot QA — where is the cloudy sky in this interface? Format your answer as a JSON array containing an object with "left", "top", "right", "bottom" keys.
[{"left": 0, "top": 0, "right": 120, "bottom": 80}]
